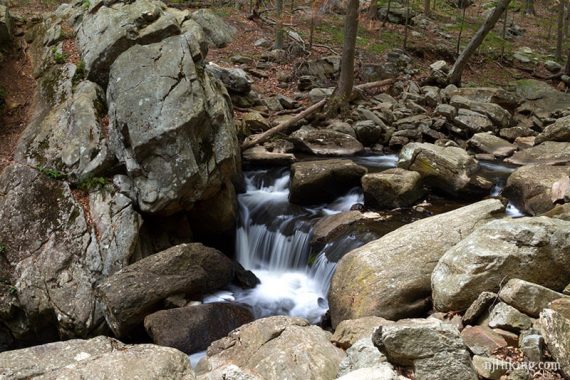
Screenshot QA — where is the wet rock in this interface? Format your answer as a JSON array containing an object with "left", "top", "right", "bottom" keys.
[
  {"left": 503, "top": 164, "right": 570, "bottom": 215},
  {"left": 144, "top": 303, "right": 254, "bottom": 354},
  {"left": 398, "top": 142, "right": 489, "bottom": 196},
  {"left": 460, "top": 326, "right": 507, "bottom": 356},
  {"left": 499, "top": 279, "right": 569, "bottom": 318},
  {"left": 242, "top": 146, "right": 296, "bottom": 166},
  {"left": 488, "top": 302, "right": 533, "bottom": 333},
  {"left": 535, "top": 115, "right": 570, "bottom": 144},
  {"left": 505, "top": 141, "right": 570, "bottom": 165},
  {"left": 329, "top": 199, "right": 504, "bottom": 326},
  {"left": 372, "top": 318, "right": 477, "bottom": 380},
  {"left": 468, "top": 132, "right": 516, "bottom": 158},
  {"left": 96, "top": 243, "right": 233, "bottom": 337},
  {"left": 289, "top": 159, "right": 366, "bottom": 205},
  {"left": 206, "top": 63, "right": 252, "bottom": 94},
  {"left": 76, "top": 0, "right": 181, "bottom": 86},
  {"left": 0, "top": 163, "right": 142, "bottom": 341},
  {"left": 195, "top": 316, "right": 345, "bottom": 380},
  {"left": 331, "top": 316, "right": 394, "bottom": 349},
  {"left": 362, "top": 169, "right": 425, "bottom": 210},
  {"left": 290, "top": 127, "right": 364, "bottom": 156},
  {"left": 107, "top": 33, "right": 240, "bottom": 215},
  {"left": 432, "top": 217, "right": 570, "bottom": 312},
  {"left": 0, "top": 336, "right": 195, "bottom": 379},
  {"left": 191, "top": 9, "right": 236, "bottom": 48},
  {"left": 463, "top": 292, "right": 498, "bottom": 325}
]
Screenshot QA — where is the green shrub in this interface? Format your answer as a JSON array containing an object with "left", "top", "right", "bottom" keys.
[{"left": 38, "top": 166, "right": 67, "bottom": 180}]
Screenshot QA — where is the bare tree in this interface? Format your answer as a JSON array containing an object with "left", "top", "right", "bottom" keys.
[
  {"left": 424, "top": 0, "right": 431, "bottom": 16},
  {"left": 368, "top": 0, "right": 378, "bottom": 19},
  {"left": 327, "top": 0, "right": 359, "bottom": 115},
  {"left": 448, "top": 0, "right": 511, "bottom": 85},
  {"left": 556, "top": 0, "right": 565, "bottom": 60}
]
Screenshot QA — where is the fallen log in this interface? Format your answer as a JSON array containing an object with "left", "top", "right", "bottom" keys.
[{"left": 240, "top": 78, "right": 395, "bottom": 151}]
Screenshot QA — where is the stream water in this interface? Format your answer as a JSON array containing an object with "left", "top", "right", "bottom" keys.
[{"left": 193, "top": 155, "right": 524, "bottom": 365}]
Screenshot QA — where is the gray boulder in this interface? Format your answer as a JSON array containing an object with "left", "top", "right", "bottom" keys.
[
  {"left": 0, "top": 164, "right": 142, "bottom": 341},
  {"left": 107, "top": 33, "right": 240, "bottom": 215},
  {"left": 503, "top": 164, "right": 570, "bottom": 215},
  {"left": 337, "top": 338, "right": 394, "bottom": 377},
  {"left": 76, "top": 0, "right": 181, "bottom": 86},
  {"left": 0, "top": 336, "right": 195, "bottom": 380},
  {"left": 206, "top": 62, "right": 252, "bottom": 94},
  {"left": 289, "top": 159, "right": 366, "bottom": 205},
  {"left": 450, "top": 95, "right": 511, "bottom": 128},
  {"left": 535, "top": 115, "right": 570, "bottom": 144},
  {"left": 297, "top": 55, "right": 341, "bottom": 80},
  {"left": 329, "top": 199, "right": 504, "bottom": 326},
  {"left": 453, "top": 108, "right": 494, "bottom": 134},
  {"left": 195, "top": 316, "right": 345, "bottom": 380},
  {"left": 505, "top": 141, "right": 570, "bottom": 165},
  {"left": 290, "top": 127, "right": 364, "bottom": 156},
  {"left": 362, "top": 169, "right": 425, "bottom": 210},
  {"left": 144, "top": 303, "right": 254, "bottom": 354},
  {"left": 191, "top": 9, "right": 236, "bottom": 48},
  {"left": 372, "top": 319, "right": 478, "bottom": 380},
  {"left": 331, "top": 316, "right": 394, "bottom": 349},
  {"left": 499, "top": 278, "right": 569, "bottom": 318},
  {"left": 540, "top": 305, "right": 570, "bottom": 378},
  {"left": 432, "top": 217, "right": 570, "bottom": 312},
  {"left": 468, "top": 133, "right": 516, "bottom": 158},
  {"left": 447, "top": 87, "right": 519, "bottom": 111},
  {"left": 398, "top": 142, "right": 489, "bottom": 196},
  {"left": 488, "top": 302, "right": 533, "bottom": 333},
  {"left": 96, "top": 243, "right": 233, "bottom": 337}
]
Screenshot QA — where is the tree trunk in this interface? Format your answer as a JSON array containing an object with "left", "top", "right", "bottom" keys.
[
  {"left": 523, "top": 0, "right": 536, "bottom": 15},
  {"left": 309, "top": 1, "right": 316, "bottom": 50},
  {"left": 500, "top": 6, "right": 508, "bottom": 60},
  {"left": 383, "top": 0, "right": 393, "bottom": 26},
  {"left": 566, "top": 48, "right": 570, "bottom": 75},
  {"left": 424, "top": 0, "right": 430, "bottom": 16},
  {"left": 327, "top": 0, "right": 359, "bottom": 115},
  {"left": 403, "top": 0, "right": 410, "bottom": 49},
  {"left": 557, "top": 0, "right": 565, "bottom": 60},
  {"left": 275, "top": 0, "right": 284, "bottom": 49},
  {"left": 456, "top": 6, "right": 467, "bottom": 55},
  {"left": 448, "top": 0, "right": 511, "bottom": 85},
  {"left": 368, "top": 0, "right": 378, "bottom": 19}
]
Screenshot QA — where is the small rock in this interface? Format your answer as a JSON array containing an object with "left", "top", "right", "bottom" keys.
[
  {"left": 460, "top": 326, "right": 507, "bottom": 356},
  {"left": 498, "top": 278, "right": 569, "bottom": 318},
  {"left": 544, "top": 60, "right": 562, "bottom": 73},
  {"left": 488, "top": 302, "right": 533, "bottom": 333},
  {"left": 519, "top": 329, "right": 543, "bottom": 362},
  {"left": 463, "top": 292, "right": 498, "bottom": 325}
]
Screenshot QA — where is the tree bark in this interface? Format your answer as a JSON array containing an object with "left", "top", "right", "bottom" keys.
[
  {"left": 566, "top": 48, "right": 570, "bottom": 75},
  {"left": 523, "top": 0, "right": 536, "bottom": 15},
  {"left": 556, "top": 0, "right": 565, "bottom": 60},
  {"left": 368, "top": 0, "right": 378, "bottom": 19},
  {"left": 327, "top": 0, "right": 359, "bottom": 115},
  {"left": 448, "top": 0, "right": 511, "bottom": 85},
  {"left": 275, "top": 0, "right": 284, "bottom": 49},
  {"left": 403, "top": 0, "right": 410, "bottom": 49},
  {"left": 424, "top": 0, "right": 430, "bottom": 16},
  {"left": 383, "top": 0, "right": 393, "bottom": 26}
]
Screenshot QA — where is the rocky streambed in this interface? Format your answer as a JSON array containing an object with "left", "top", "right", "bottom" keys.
[{"left": 0, "top": 0, "right": 570, "bottom": 379}]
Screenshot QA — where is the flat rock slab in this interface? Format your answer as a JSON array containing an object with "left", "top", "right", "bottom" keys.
[
  {"left": 505, "top": 142, "right": 570, "bottom": 165},
  {"left": 290, "top": 128, "right": 364, "bottom": 156}
]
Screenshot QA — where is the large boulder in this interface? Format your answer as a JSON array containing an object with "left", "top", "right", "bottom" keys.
[
  {"left": 297, "top": 55, "right": 341, "bottom": 80},
  {"left": 398, "top": 143, "right": 489, "bottom": 196},
  {"left": 514, "top": 79, "right": 570, "bottom": 116},
  {"left": 505, "top": 141, "right": 570, "bottom": 165},
  {"left": 452, "top": 109, "right": 494, "bottom": 134},
  {"left": 362, "top": 168, "right": 425, "bottom": 210},
  {"left": 329, "top": 199, "right": 504, "bottom": 327},
  {"left": 446, "top": 86, "right": 519, "bottom": 111},
  {"left": 498, "top": 278, "right": 569, "bottom": 318},
  {"left": 337, "top": 338, "right": 396, "bottom": 378},
  {"left": 107, "top": 33, "right": 240, "bottom": 215},
  {"left": 432, "top": 217, "right": 570, "bottom": 312},
  {"left": 290, "top": 127, "right": 364, "bottom": 156},
  {"left": 0, "top": 336, "right": 195, "bottom": 379},
  {"left": 503, "top": 164, "right": 570, "bottom": 215},
  {"left": 0, "top": 164, "right": 142, "bottom": 343},
  {"left": 191, "top": 9, "right": 236, "bottom": 48},
  {"left": 372, "top": 319, "right": 477, "bottom": 380},
  {"left": 96, "top": 243, "right": 233, "bottom": 337},
  {"left": 535, "top": 115, "right": 570, "bottom": 144},
  {"left": 144, "top": 302, "right": 254, "bottom": 354},
  {"left": 467, "top": 132, "right": 516, "bottom": 158},
  {"left": 206, "top": 62, "right": 251, "bottom": 95},
  {"left": 195, "top": 316, "right": 345, "bottom": 380},
  {"left": 331, "top": 316, "right": 394, "bottom": 349},
  {"left": 289, "top": 159, "right": 367, "bottom": 205},
  {"left": 449, "top": 95, "right": 512, "bottom": 128},
  {"left": 76, "top": 0, "right": 181, "bottom": 86}
]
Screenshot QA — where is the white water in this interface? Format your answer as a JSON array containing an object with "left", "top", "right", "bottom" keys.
[{"left": 204, "top": 168, "right": 364, "bottom": 324}]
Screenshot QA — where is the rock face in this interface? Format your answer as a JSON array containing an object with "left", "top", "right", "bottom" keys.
[
  {"left": 372, "top": 319, "right": 478, "bottom": 380},
  {"left": 0, "top": 336, "right": 195, "bottom": 379},
  {"left": 195, "top": 316, "right": 345, "bottom": 380},
  {"left": 329, "top": 199, "right": 504, "bottom": 327},
  {"left": 290, "top": 127, "right": 364, "bottom": 156},
  {"left": 432, "top": 217, "right": 570, "bottom": 312},
  {"left": 107, "top": 33, "right": 240, "bottom": 215},
  {"left": 398, "top": 143, "right": 488, "bottom": 196},
  {"left": 76, "top": 0, "right": 181, "bottom": 86},
  {"left": 0, "top": 164, "right": 142, "bottom": 342},
  {"left": 144, "top": 303, "right": 254, "bottom": 354},
  {"left": 289, "top": 159, "right": 367, "bottom": 205},
  {"left": 96, "top": 243, "right": 233, "bottom": 337},
  {"left": 503, "top": 164, "right": 570, "bottom": 215},
  {"left": 362, "top": 168, "right": 425, "bottom": 210}
]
